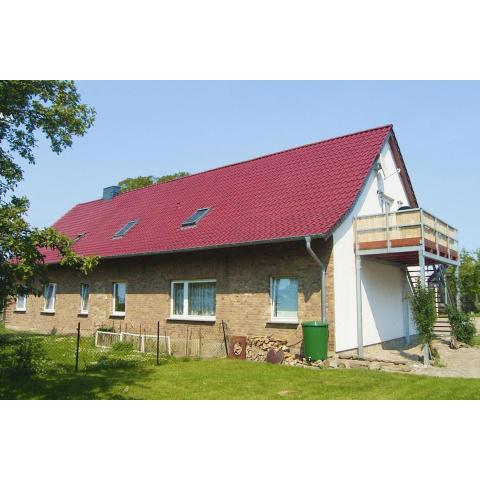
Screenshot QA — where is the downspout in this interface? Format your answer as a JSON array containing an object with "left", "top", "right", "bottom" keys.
[{"left": 305, "top": 236, "right": 326, "bottom": 323}]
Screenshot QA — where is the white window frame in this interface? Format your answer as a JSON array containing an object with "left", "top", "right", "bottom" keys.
[
  {"left": 43, "top": 283, "right": 57, "bottom": 313},
  {"left": 112, "top": 282, "right": 127, "bottom": 317},
  {"left": 269, "top": 277, "right": 299, "bottom": 324},
  {"left": 80, "top": 283, "right": 90, "bottom": 314},
  {"left": 170, "top": 279, "right": 216, "bottom": 322},
  {"left": 378, "top": 192, "right": 394, "bottom": 214},
  {"left": 15, "top": 292, "right": 27, "bottom": 312}
]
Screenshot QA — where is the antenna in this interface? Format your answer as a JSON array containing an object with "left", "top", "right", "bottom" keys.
[{"left": 383, "top": 168, "right": 401, "bottom": 180}]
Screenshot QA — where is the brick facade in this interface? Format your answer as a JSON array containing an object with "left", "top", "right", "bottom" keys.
[{"left": 5, "top": 238, "right": 335, "bottom": 352}]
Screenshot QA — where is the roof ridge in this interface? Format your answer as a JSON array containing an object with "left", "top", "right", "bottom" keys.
[{"left": 109, "top": 124, "right": 393, "bottom": 198}]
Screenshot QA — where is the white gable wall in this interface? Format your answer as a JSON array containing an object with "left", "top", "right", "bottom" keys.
[{"left": 332, "top": 142, "right": 414, "bottom": 352}]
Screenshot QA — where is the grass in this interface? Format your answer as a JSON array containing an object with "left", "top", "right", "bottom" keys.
[
  {"left": 472, "top": 335, "right": 480, "bottom": 347},
  {"left": 1, "top": 325, "right": 480, "bottom": 399}
]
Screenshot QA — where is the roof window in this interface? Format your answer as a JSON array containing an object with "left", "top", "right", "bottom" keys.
[
  {"left": 72, "top": 232, "right": 86, "bottom": 243},
  {"left": 113, "top": 220, "right": 138, "bottom": 238},
  {"left": 181, "top": 208, "right": 210, "bottom": 228}
]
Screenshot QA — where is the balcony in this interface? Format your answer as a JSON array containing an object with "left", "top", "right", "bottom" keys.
[{"left": 354, "top": 208, "right": 459, "bottom": 266}]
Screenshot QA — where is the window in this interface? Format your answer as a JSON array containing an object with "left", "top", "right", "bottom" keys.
[
  {"left": 271, "top": 277, "right": 298, "bottom": 323},
  {"left": 15, "top": 292, "right": 27, "bottom": 311},
  {"left": 381, "top": 195, "right": 393, "bottom": 214},
  {"left": 43, "top": 283, "right": 57, "bottom": 312},
  {"left": 72, "top": 232, "right": 86, "bottom": 243},
  {"left": 171, "top": 280, "right": 216, "bottom": 321},
  {"left": 112, "top": 282, "right": 126, "bottom": 315},
  {"left": 113, "top": 220, "right": 138, "bottom": 238},
  {"left": 80, "top": 283, "right": 89, "bottom": 314},
  {"left": 181, "top": 208, "right": 210, "bottom": 227}
]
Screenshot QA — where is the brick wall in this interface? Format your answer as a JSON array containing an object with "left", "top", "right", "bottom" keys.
[{"left": 5, "top": 238, "right": 336, "bottom": 351}]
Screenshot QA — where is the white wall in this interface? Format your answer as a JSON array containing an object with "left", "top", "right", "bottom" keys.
[{"left": 333, "top": 143, "right": 413, "bottom": 352}]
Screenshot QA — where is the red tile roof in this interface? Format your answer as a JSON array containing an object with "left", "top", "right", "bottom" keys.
[{"left": 43, "top": 125, "right": 400, "bottom": 263}]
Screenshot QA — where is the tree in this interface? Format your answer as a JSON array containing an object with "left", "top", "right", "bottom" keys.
[
  {"left": 0, "top": 81, "right": 99, "bottom": 309},
  {"left": 448, "top": 249, "right": 480, "bottom": 313},
  {"left": 118, "top": 171, "right": 189, "bottom": 192},
  {"left": 409, "top": 283, "right": 437, "bottom": 365}
]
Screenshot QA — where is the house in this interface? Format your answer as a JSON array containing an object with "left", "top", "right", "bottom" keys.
[{"left": 5, "top": 125, "right": 459, "bottom": 355}]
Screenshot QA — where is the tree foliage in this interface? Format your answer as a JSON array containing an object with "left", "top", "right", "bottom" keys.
[
  {"left": 0, "top": 81, "right": 99, "bottom": 309},
  {"left": 448, "top": 249, "right": 480, "bottom": 313},
  {"left": 118, "top": 171, "right": 189, "bottom": 192},
  {"left": 409, "top": 283, "right": 437, "bottom": 351},
  {"left": 446, "top": 305, "right": 476, "bottom": 345}
]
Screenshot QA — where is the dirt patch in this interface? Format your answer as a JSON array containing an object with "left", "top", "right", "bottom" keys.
[
  {"left": 355, "top": 338, "right": 480, "bottom": 378},
  {"left": 414, "top": 338, "right": 480, "bottom": 379}
]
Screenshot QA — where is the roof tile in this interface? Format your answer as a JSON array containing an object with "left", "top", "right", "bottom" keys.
[{"left": 43, "top": 125, "right": 393, "bottom": 262}]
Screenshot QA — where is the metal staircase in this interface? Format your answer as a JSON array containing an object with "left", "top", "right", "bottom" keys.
[{"left": 406, "top": 265, "right": 454, "bottom": 337}]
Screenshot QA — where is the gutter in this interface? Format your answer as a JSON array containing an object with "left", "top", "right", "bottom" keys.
[{"left": 304, "top": 236, "right": 327, "bottom": 323}]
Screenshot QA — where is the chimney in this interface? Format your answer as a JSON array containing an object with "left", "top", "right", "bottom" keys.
[{"left": 103, "top": 185, "right": 121, "bottom": 201}]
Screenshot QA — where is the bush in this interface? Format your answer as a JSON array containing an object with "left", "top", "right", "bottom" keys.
[
  {"left": 446, "top": 305, "right": 477, "bottom": 345},
  {"left": 111, "top": 341, "right": 134, "bottom": 353},
  {"left": 5, "top": 338, "right": 47, "bottom": 377},
  {"left": 409, "top": 284, "right": 437, "bottom": 350},
  {"left": 96, "top": 326, "right": 115, "bottom": 333}
]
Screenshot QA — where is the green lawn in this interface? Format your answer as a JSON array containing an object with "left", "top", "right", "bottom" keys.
[{"left": 1, "top": 326, "right": 480, "bottom": 399}]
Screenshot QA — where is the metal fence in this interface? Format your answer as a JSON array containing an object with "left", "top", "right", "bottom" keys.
[
  {"left": 81, "top": 320, "right": 229, "bottom": 371},
  {"left": 0, "top": 319, "right": 230, "bottom": 382}
]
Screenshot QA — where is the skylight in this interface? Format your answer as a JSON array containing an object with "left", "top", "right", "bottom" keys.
[
  {"left": 113, "top": 220, "right": 138, "bottom": 238},
  {"left": 72, "top": 232, "right": 86, "bottom": 243},
  {"left": 181, "top": 208, "right": 210, "bottom": 228}
]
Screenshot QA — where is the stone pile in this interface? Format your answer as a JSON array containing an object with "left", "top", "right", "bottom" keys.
[{"left": 246, "top": 335, "right": 414, "bottom": 372}]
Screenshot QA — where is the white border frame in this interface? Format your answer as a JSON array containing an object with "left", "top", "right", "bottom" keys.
[
  {"left": 170, "top": 279, "right": 216, "bottom": 322},
  {"left": 15, "top": 293, "right": 27, "bottom": 312},
  {"left": 269, "top": 277, "right": 299, "bottom": 324},
  {"left": 43, "top": 283, "right": 57, "bottom": 313},
  {"left": 112, "top": 281, "right": 127, "bottom": 317},
  {"left": 80, "top": 283, "right": 89, "bottom": 315}
]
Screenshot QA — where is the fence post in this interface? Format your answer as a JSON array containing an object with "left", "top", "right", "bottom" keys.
[
  {"left": 156, "top": 321, "right": 160, "bottom": 365},
  {"left": 75, "top": 321, "right": 81, "bottom": 372},
  {"left": 221, "top": 320, "right": 229, "bottom": 357}
]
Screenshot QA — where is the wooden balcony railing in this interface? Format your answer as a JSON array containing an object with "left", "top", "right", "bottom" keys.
[{"left": 354, "top": 208, "right": 458, "bottom": 261}]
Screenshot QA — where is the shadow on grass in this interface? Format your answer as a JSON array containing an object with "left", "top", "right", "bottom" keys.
[
  {"left": 0, "top": 367, "right": 160, "bottom": 400},
  {"left": 0, "top": 327, "right": 162, "bottom": 399}
]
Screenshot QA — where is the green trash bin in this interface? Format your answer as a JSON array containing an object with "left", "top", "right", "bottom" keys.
[{"left": 302, "top": 321, "right": 329, "bottom": 361}]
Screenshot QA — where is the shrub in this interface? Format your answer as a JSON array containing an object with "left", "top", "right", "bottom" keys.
[
  {"left": 97, "top": 325, "right": 115, "bottom": 333},
  {"left": 111, "top": 341, "right": 134, "bottom": 353},
  {"left": 446, "top": 305, "right": 477, "bottom": 345},
  {"left": 409, "top": 284, "right": 436, "bottom": 351},
  {"left": 6, "top": 338, "right": 47, "bottom": 377}
]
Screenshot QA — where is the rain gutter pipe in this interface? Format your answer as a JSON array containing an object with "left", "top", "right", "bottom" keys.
[{"left": 305, "top": 236, "right": 327, "bottom": 323}]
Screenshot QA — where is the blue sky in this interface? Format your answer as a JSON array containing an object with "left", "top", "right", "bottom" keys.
[{"left": 16, "top": 81, "right": 479, "bottom": 250}]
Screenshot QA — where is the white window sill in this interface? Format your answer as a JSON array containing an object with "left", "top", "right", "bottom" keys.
[
  {"left": 111, "top": 312, "right": 125, "bottom": 317},
  {"left": 42, "top": 309, "right": 55, "bottom": 314},
  {"left": 79, "top": 311, "right": 89, "bottom": 315},
  {"left": 168, "top": 316, "right": 216, "bottom": 323},
  {"left": 14, "top": 308, "right": 26, "bottom": 312},
  {"left": 267, "top": 318, "right": 299, "bottom": 325}
]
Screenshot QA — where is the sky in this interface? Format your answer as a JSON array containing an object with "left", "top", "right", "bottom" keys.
[{"left": 15, "top": 81, "right": 479, "bottom": 250}]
